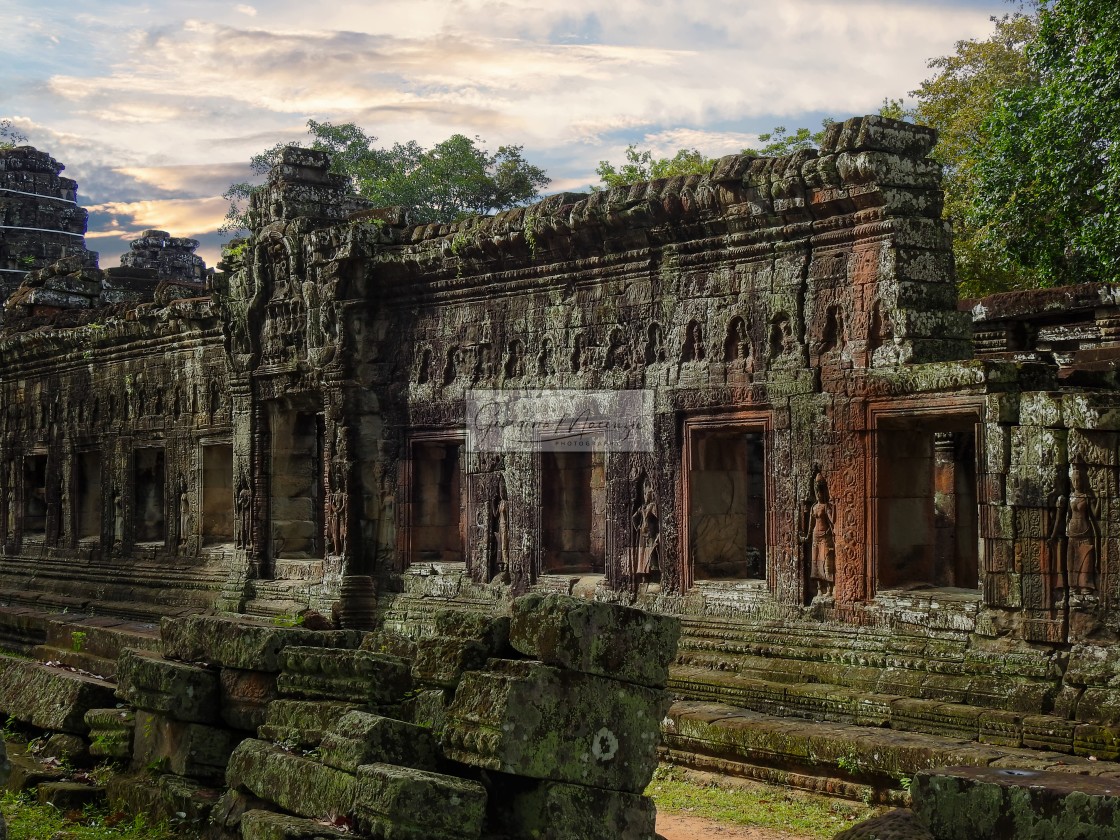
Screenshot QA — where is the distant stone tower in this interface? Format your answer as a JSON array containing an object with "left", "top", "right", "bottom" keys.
[
  {"left": 0, "top": 146, "right": 94, "bottom": 303},
  {"left": 119, "top": 229, "right": 206, "bottom": 283}
]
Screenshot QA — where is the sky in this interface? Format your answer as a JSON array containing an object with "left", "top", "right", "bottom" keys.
[{"left": 2, "top": 0, "right": 1013, "bottom": 269}]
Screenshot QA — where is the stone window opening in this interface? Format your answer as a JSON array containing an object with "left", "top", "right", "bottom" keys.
[
  {"left": 75, "top": 451, "right": 101, "bottom": 541},
  {"left": 874, "top": 414, "right": 980, "bottom": 593},
  {"left": 269, "top": 408, "right": 325, "bottom": 560},
  {"left": 134, "top": 447, "right": 166, "bottom": 544},
  {"left": 686, "top": 428, "right": 767, "bottom": 582},
  {"left": 540, "top": 445, "right": 606, "bottom": 576},
  {"left": 201, "top": 442, "right": 234, "bottom": 546},
  {"left": 23, "top": 453, "right": 48, "bottom": 537},
  {"left": 408, "top": 439, "right": 464, "bottom": 566}
]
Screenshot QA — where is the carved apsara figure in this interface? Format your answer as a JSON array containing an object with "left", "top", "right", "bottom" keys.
[
  {"left": 681, "top": 320, "right": 705, "bottom": 363},
  {"left": 491, "top": 483, "right": 511, "bottom": 584},
  {"left": 632, "top": 478, "right": 660, "bottom": 578},
  {"left": 112, "top": 492, "right": 124, "bottom": 550},
  {"left": 801, "top": 469, "right": 835, "bottom": 597},
  {"left": 328, "top": 484, "right": 347, "bottom": 556},
  {"left": 236, "top": 484, "right": 252, "bottom": 549},
  {"left": 1052, "top": 458, "right": 1100, "bottom": 606},
  {"left": 179, "top": 479, "right": 190, "bottom": 545}
]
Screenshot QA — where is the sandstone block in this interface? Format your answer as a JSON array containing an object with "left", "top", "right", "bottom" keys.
[
  {"left": 226, "top": 739, "right": 356, "bottom": 822},
  {"left": 116, "top": 648, "right": 220, "bottom": 723},
  {"left": 160, "top": 615, "right": 360, "bottom": 671},
  {"left": 257, "top": 699, "right": 360, "bottom": 750},
  {"left": 240, "top": 810, "right": 355, "bottom": 840},
  {"left": 508, "top": 593, "right": 680, "bottom": 688},
  {"left": 411, "top": 636, "right": 489, "bottom": 687},
  {"left": 319, "top": 711, "right": 438, "bottom": 774},
  {"left": 355, "top": 762, "right": 486, "bottom": 840},
  {"left": 220, "top": 668, "right": 278, "bottom": 731},
  {"left": 442, "top": 659, "right": 668, "bottom": 793},
  {"left": 0, "top": 656, "right": 115, "bottom": 733},
  {"left": 912, "top": 766, "right": 1120, "bottom": 840},
  {"left": 132, "top": 710, "right": 236, "bottom": 783},
  {"left": 488, "top": 775, "right": 657, "bottom": 840},
  {"left": 277, "top": 647, "right": 411, "bottom": 705}
]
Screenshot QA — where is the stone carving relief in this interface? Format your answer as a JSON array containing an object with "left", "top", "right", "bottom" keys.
[
  {"left": 801, "top": 467, "right": 835, "bottom": 598},
  {"left": 1050, "top": 458, "right": 1101, "bottom": 609},
  {"left": 723, "top": 316, "right": 750, "bottom": 365},
  {"left": 644, "top": 323, "right": 666, "bottom": 365},
  {"left": 236, "top": 482, "right": 253, "bottom": 550},
  {"left": 769, "top": 314, "right": 796, "bottom": 364},
  {"left": 680, "top": 320, "right": 705, "bottom": 363},
  {"left": 632, "top": 475, "right": 660, "bottom": 580},
  {"left": 491, "top": 481, "right": 511, "bottom": 584},
  {"left": 536, "top": 337, "right": 557, "bottom": 378}
]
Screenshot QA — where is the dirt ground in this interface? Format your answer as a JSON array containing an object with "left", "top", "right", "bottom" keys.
[{"left": 656, "top": 813, "right": 813, "bottom": 840}]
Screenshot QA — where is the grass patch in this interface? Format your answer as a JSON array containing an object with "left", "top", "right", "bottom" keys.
[
  {"left": 646, "top": 765, "right": 881, "bottom": 839},
  {"left": 0, "top": 791, "right": 178, "bottom": 840}
]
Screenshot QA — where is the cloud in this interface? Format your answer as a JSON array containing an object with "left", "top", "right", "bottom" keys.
[{"left": 236, "top": 4, "right": 257, "bottom": 16}]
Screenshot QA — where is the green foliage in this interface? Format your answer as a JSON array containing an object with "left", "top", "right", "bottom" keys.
[
  {"left": 0, "top": 790, "right": 177, "bottom": 840},
  {"left": 222, "top": 120, "right": 550, "bottom": 235},
  {"left": 71, "top": 630, "right": 88, "bottom": 653},
  {"left": 646, "top": 764, "right": 878, "bottom": 838},
  {"left": 0, "top": 119, "right": 27, "bottom": 150},
  {"left": 911, "top": 10, "right": 1042, "bottom": 296},
  {"left": 595, "top": 146, "right": 717, "bottom": 188},
  {"left": 270, "top": 612, "right": 304, "bottom": 628},
  {"left": 17, "top": 255, "right": 36, "bottom": 270},
  {"left": 743, "top": 122, "right": 830, "bottom": 157},
  {"left": 974, "top": 0, "right": 1120, "bottom": 289}
]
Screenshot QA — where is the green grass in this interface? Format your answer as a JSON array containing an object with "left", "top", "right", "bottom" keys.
[
  {"left": 646, "top": 765, "right": 881, "bottom": 839},
  {"left": 0, "top": 791, "right": 178, "bottom": 840}
]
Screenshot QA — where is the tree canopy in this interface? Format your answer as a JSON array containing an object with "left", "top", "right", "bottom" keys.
[
  {"left": 971, "top": 0, "right": 1120, "bottom": 289},
  {"left": 222, "top": 120, "right": 550, "bottom": 234},
  {"left": 0, "top": 120, "right": 27, "bottom": 150}
]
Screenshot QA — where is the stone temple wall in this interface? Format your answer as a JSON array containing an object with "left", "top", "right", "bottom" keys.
[{"left": 5, "top": 120, "right": 1120, "bottom": 796}]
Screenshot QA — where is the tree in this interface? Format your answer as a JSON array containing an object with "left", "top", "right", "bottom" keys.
[
  {"left": 973, "top": 0, "right": 1120, "bottom": 288},
  {"left": 910, "top": 12, "right": 1041, "bottom": 296},
  {"left": 0, "top": 119, "right": 27, "bottom": 150},
  {"left": 595, "top": 146, "right": 717, "bottom": 188},
  {"left": 222, "top": 120, "right": 550, "bottom": 234}
]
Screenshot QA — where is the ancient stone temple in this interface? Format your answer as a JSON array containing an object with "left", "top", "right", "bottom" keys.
[{"left": 3, "top": 117, "right": 1120, "bottom": 827}]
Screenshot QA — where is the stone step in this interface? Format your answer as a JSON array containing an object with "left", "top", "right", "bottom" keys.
[
  {"left": 663, "top": 700, "right": 1120, "bottom": 804},
  {"left": 274, "top": 558, "right": 325, "bottom": 581}
]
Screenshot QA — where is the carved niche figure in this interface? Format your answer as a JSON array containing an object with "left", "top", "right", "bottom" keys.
[
  {"left": 605, "top": 326, "right": 635, "bottom": 371},
  {"left": 816, "top": 305, "right": 849, "bottom": 357},
  {"left": 723, "top": 316, "right": 750, "bottom": 364},
  {"left": 328, "top": 481, "right": 347, "bottom": 556},
  {"left": 1051, "top": 458, "right": 1101, "bottom": 607},
  {"left": 769, "top": 315, "right": 796, "bottom": 361},
  {"left": 571, "top": 333, "right": 588, "bottom": 374},
  {"left": 179, "top": 479, "right": 190, "bottom": 546},
  {"left": 801, "top": 469, "right": 836, "bottom": 598},
  {"left": 869, "top": 300, "right": 894, "bottom": 354},
  {"left": 537, "top": 337, "right": 557, "bottom": 378},
  {"left": 644, "top": 323, "right": 666, "bottom": 365},
  {"left": 680, "top": 320, "right": 705, "bottom": 363},
  {"left": 443, "top": 346, "right": 461, "bottom": 386},
  {"left": 416, "top": 348, "right": 433, "bottom": 385},
  {"left": 236, "top": 484, "right": 253, "bottom": 549},
  {"left": 113, "top": 493, "right": 124, "bottom": 550},
  {"left": 632, "top": 477, "right": 660, "bottom": 579},
  {"left": 490, "top": 482, "right": 511, "bottom": 584},
  {"left": 503, "top": 340, "right": 526, "bottom": 381}
]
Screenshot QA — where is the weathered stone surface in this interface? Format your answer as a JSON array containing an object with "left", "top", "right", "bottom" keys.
[
  {"left": 488, "top": 775, "right": 657, "bottom": 840},
  {"left": 443, "top": 659, "right": 668, "bottom": 793},
  {"left": 509, "top": 594, "right": 681, "bottom": 688},
  {"left": 226, "top": 739, "right": 356, "bottom": 821},
  {"left": 37, "top": 781, "right": 106, "bottom": 810},
  {"left": 834, "top": 809, "right": 933, "bottom": 840},
  {"left": 106, "top": 771, "right": 223, "bottom": 828},
  {"left": 116, "top": 647, "right": 220, "bottom": 723},
  {"left": 277, "top": 647, "right": 412, "bottom": 704},
  {"left": 220, "top": 668, "right": 278, "bottom": 731},
  {"left": 257, "top": 699, "right": 360, "bottom": 750},
  {"left": 240, "top": 810, "right": 355, "bottom": 840},
  {"left": 85, "top": 707, "right": 135, "bottom": 759},
  {"left": 161, "top": 615, "right": 361, "bottom": 672},
  {"left": 131, "top": 710, "right": 236, "bottom": 783},
  {"left": 354, "top": 762, "right": 486, "bottom": 840},
  {"left": 0, "top": 655, "right": 115, "bottom": 733},
  {"left": 319, "top": 711, "right": 438, "bottom": 774},
  {"left": 912, "top": 766, "right": 1120, "bottom": 840},
  {"left": 410, "top": 636, "right": 489, "bottom": 687}
]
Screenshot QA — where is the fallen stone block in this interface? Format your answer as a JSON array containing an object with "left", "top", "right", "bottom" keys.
[
  {"left": 161, "top": 615, "right": 361, "bottom": 672},
  {"left": 220, "top": 668, "right": 278, "bottom": 731},
  {"left": 116, "top": 648, "right": 220, "bottom": 723},
  {"left": 240, "top": 810, "right": 358, "bottom": 840},
  {"left": 834, "top": 808, "right": 933, "bottom": 839},
  {"left": 509, "top": 593, "right": 680, "bottom": 688},
  {"left": 132, "top": 710, "right": 237, "bottom": 784},
  {"left": 6, "top": 746, "right": 65, "bottom": 792},
  {"left": 442, "top": 659, "right": 668, "bottom": 793},
  {"left": 85, "top": 708, "right": 134, "bottom": 760},
  {"left": 257, "top": 699, "right": 360, "bottom": 750},
  {"left": 411, "top": 636, "right": 489, "bottom": 688},
  {"left": 355, "top": 762, "right": 486, "bottom": 840},
  {"left": 319, "top": 711, "right": 438, "bottom": 774},
  {"left": 431, "top": 608, "right": 510, "bottom": 650},
  {"left": 37, "top": 781, "right": 106, "bottom": 810},
  {"left": 226, "top": 739, "right": 356, "bottom": 821},
  {"left": 277, "top": 647, "right": 411, "bottom": 705},
  {"left": 0, "top": 655, "right": 116, "bottom": 733},
  {"left": 106, "top": 771, "right": 223, "bottom": 828},
  {"left": 912, "top": 765, "right": 1120, "bottom": 840},
  {"left": 487, "top": 774, "right": 657, "bottom": 840}
]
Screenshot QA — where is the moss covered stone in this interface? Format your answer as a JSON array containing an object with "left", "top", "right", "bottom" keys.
[
  {"left": 354, "top": 762, "right": 486, "bottom": 840},
  {"left": 509, "top": 594, "right": 680, "bottom": 688},
  {"left": 0, "top": 654, "right": 115, "bottom": 733},
  {"left": 276, "top": 647, "right": 412, "bottom": 704},
  {"left": 116, "top": 647, "right": 220, "bottom": 723},
  {"left": 319, "top": 711, "right": 438, "bottom": 774},
  {"left": 443, "top": 659, "right": 668, "bottom": 793},
  {"left": 131, "top": 709, "right": 237, "bottom": 783},
  {"left": 487, "top": 774, "right": 657, "bottom": 840},
  {"left": 240, "top": 810, "right": 356, "bottom": 840},
  {"left": 227, "top": 739, "right": 357, "bottom": 821},
  {"left": 160, "top": 615, "right": 361, "bottom": 672}
]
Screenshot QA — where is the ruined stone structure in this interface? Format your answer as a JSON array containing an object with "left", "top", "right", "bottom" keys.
[
  {"left": 0, "top": 146, "right": 92, "bottom": 308},
  {"left": 4, "top": 117, "right": 1120, "bottom": 823}
]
